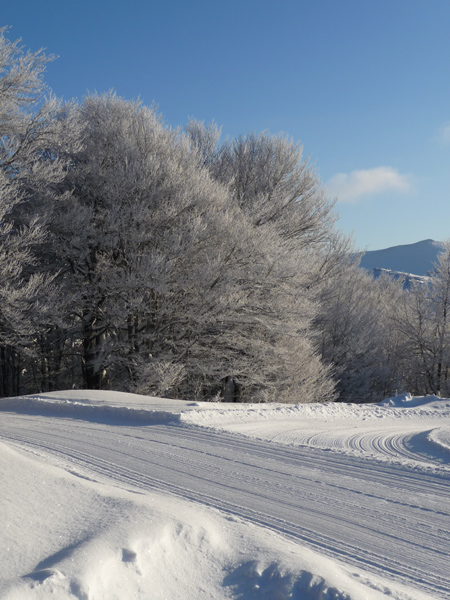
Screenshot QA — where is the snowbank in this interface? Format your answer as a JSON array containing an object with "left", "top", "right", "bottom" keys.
[
  {"left": 377, "top": 392, "right": 450, "bottom": 408},
  {"left": 0, "top": 394, "right": 181, "bottom": 425}
]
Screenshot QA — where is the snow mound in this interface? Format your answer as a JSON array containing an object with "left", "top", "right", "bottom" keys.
[
  {"left": 0, "top": 395, "right": 181, "bottom": 426},
  {"left": 378, "top": 392, "right": 450, "bottom": 408},
  {"left": 428, "top": 427, "right": 450, "bottom": 453}
]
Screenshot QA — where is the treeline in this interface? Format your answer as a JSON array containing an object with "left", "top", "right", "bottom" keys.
[{"left": 1, "top": 28, "right": 449, "bottom": 402}]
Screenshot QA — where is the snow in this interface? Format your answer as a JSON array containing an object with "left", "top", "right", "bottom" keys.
[
  {"left": 1, "top": 391, "right": 449, "bottom": 599},
  {"left": 182, "top": 393, "right": 450, "bottom": 472}
]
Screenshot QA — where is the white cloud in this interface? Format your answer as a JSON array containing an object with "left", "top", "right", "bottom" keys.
[
  {"left": 326, "top": 166, "right": 413, "bottom": 203},
  {"left": 437, "top": 122, "right": 450, "bottom": 145}
]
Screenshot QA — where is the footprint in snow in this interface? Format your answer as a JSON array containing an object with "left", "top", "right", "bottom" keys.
[
  {"left": 23, "top": 567, "right": 64, "bottom": 583},
  {"left": 121, "top": 548, "right": 138, "bottom": 563}
]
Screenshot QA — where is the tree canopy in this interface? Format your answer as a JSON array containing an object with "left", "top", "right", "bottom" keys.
[{"left": 1, "top": 28, "right": 443, "bottom": 404}]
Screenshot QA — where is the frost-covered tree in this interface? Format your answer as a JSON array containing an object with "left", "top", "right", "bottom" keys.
[
  {"left": 429, "top": 242, "right": 450, "bottom": 394},
  {"left": 395, "top": 241, "right": 450, "bottom": 396},
  {"left": 221, "top": 133, "right": 331, "bottom": 240},
  {"left": 0, "top": 29, "right": 343, "bottom": 402},
  {"left": 184, "top": 118, "right": 222, "bottom": 169},
  {"left": 187, "top": 126, "right": 333, "bottom": 240},
  {"left": 316, "top": 264, "right": 404, "bottom": 402},
  {"left": 48, "top": 95, "right": 334, "bottom": 402},
  {"left": 185, "top": 121, "right": 342, "bottom": 401},
  {"left": 0, "top": 28, "right": 80, "bottom": 396},
  {"left": 186, "top": 123, "right": 352, "bottom": 288}
]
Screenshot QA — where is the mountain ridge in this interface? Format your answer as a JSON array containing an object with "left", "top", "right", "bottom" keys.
[{"left": 359, "top": 239, "right": 444, "bottom": 277}]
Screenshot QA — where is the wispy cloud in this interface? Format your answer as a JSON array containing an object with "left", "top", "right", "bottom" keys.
[
  {"left": 436, "top": 122, "right": 450, "bottom": 145},
  {"left": 326, "top": 166, "right": 413, "bottom": 203}
]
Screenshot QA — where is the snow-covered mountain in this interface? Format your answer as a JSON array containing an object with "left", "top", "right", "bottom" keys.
[
  {"left": 359, "top": 239, "right": 444, "bottom": 277},
  {"left": 371, "top": 267, "right": 430, "bottom": 288}
]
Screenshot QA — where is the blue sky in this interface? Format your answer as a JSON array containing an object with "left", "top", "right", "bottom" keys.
[{"left": 4, "top": 0, "right": 450, "bottom": 250}]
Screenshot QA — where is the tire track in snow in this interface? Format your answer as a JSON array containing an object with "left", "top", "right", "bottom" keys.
[
  {"left": 264, "top": 426, "right": 450, "bottom": 472},
  {"left": 1, "top": 414, "right": 450, "bottom": 599}
]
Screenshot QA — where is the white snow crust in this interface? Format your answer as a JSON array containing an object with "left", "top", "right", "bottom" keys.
[{"left": 1, "top": 390, "right": 449, "bottom": 599}]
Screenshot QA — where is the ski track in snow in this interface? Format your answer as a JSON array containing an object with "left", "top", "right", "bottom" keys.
[{"left": 0, "top": 391, "right": 450, "bottom": 599}]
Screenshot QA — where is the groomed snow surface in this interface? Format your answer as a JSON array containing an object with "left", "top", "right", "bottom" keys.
[{"left": 1, "top": 391, "right": 449, "bottom": 599}]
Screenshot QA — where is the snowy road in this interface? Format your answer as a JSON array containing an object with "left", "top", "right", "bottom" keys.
[{"left": 1, "top": 400, "right": 450, "bottom": 599}]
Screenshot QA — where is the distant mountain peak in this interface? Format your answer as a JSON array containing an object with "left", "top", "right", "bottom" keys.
[{"left": 359, "top": 239, "right": 444, "bottom": 277}]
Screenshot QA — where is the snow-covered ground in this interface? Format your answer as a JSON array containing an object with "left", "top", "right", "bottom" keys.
[{"left": 1, "top": 391, "right": 449, "bottom": 599}]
